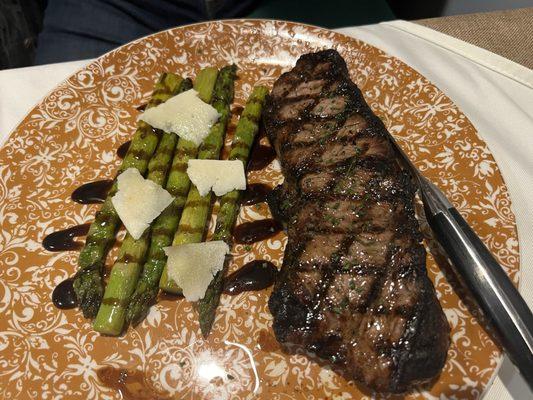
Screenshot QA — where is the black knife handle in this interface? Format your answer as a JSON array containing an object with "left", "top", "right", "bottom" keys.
[{"left": 429, "top": 208, "right": 533, "bottom": 388}]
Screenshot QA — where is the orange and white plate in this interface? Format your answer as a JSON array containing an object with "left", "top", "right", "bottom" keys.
[{"left": 0, "top": 20, "right": 519, "bottom": 399}]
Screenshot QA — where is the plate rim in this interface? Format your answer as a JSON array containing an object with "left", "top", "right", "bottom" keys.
[{"left": 0, "top": 18, "right": 519, "bottom": 398}]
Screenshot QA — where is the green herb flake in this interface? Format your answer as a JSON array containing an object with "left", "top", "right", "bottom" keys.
[
  {"left": 362, "top": 221, "right": 373, "bottom": 231},
  {"left": 340, "top": 297, "right": 349, "bottom": 309},
  {"left": 324, "top": 214, "right": 341, "bottom": 226}
]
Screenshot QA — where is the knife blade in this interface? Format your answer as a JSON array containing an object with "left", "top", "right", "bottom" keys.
[{"left": 388, "top": 135, "right": 533, "bottom": 389}]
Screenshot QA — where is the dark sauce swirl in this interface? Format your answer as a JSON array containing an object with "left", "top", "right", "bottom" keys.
[
  {"left": 97, "top": 367, "right": 172, "bottom": 400},
  {"left": 117, "top": 140, "right": 131, "bottom": 159},
  {"left": 52, "top": 278, "right": 78, "bottom": 309},
  {"left": 71, "top": 180, "right": 113, "bottom": 204},
  {"left": 241, "top": 183, "right": 271, "bottom": 206},
  {"left": 42, "top": 223, "right": 90, "bottom": 251},
  {"left": 136, "top": 103, "right": 147, "bottom": 111},
  {"left": 233, "top": 219, "right": 282, "bottom": 244},
  {"left": 224, "top": 260, "right": 277, "bottom": 295},
  {"left": 247, "top": 145, "right": 276, "bottom": 171}
]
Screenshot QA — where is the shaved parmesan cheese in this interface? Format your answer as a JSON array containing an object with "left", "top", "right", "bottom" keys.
[
  {"left": 187, "top": 159, "right": 246, "bottom": 197},
  {"left": 111, "top": 168, "right": 173, "bottom": 240},
  {"left": 164, "top": 241, "right": 230, "bottom": 301},
  {"left": 139, "top": 89, "right": 220, "bottom": 146}
]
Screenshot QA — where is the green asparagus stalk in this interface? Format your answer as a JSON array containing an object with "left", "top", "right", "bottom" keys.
[
  {"left": 124, "top": 68, "right": 222, "bottom": 326},
  {"left": 198, "top": 86, "right": 269, "bottom": 337},
  {"left": 159, "top": 64, "right": 237, "bottom": 294},
  {"left": 73, "top": 73, "right": 183, "bottom": 318},
  {"left": 92, "top": 79, "right": 194, "bottom": 335}
]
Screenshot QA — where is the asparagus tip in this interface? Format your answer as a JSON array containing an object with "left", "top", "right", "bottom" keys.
[
  {"left": 125, "top": 288, "right": 158, "bottom": 327},
  {"left": 73, "top": 269, "right": 105, "bottom": 318}
]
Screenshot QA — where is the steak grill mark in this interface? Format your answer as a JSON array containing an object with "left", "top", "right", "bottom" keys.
[{"left": 264, "top": 49, "right": 450, "bottom": 393}]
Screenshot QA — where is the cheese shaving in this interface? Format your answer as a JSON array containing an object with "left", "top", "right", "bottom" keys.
[
  {"left": 164, "top": 241, "right": 230, "bottom": 301},
  {"left": 111, "top": 168, "right": 173, "bottom": 240},
  {"left": 138, "top": 89, "right": 220, "bottom": 146},
  {"left": 187, "top": 159, "right": 246, "bottom": 197}
]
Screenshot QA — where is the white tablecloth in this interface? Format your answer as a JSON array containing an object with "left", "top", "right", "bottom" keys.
[{"left": 0, "top": 20, "right": 531, "bottom": 399}]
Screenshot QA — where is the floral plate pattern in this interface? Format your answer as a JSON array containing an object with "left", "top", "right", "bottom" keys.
[{"left": 0, "top": 20, "right": 519, "bottom": 399}]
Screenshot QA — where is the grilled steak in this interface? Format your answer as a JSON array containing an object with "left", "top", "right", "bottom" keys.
[{"left": 264, "top": 50, "right": 450, "bottom": 393}]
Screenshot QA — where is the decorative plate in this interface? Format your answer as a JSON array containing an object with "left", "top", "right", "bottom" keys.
[{"left": 0, "top": 20, "right": 519, "bottom": 399}]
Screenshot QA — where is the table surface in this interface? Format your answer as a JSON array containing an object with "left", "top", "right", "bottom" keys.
[
  {"left": 416, "top": 6, "right": 533, "bottom": 70},
  {"left": 0, "top": 18, "right": 532, "bottom": 400}
]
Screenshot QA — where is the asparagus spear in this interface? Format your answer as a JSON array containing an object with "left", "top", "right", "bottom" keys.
[
  {"left": 73, "top": 73, "right": 183, "bottom": 318},
  {"left": 92, "top": 79, "right": 195, "bottom": 335},
  {"left": 198, "top": 86, "right": 269, "bottom": 337},
  {"left": 125, "top": 67, "right": 234, "bottom": 325},
  {"left": 159, "top": 64, "right": 237, "bottom": 294}
]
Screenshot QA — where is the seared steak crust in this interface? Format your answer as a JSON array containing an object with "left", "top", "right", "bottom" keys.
[{"left": 265, "top": 50, "right": 450, "bottom": 393}]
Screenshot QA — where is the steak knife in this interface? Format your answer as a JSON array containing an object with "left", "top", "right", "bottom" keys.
[{"left": 388, "top": 135, "right": 533, "bottom": 389}]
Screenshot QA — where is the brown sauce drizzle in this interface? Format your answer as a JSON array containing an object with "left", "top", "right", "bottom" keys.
[
  {"left": 102, "top": 297, "right": 128, "bottom": 307},
  {"left": 52, "top": 278, "right": 78, "bottom": 309},
  {"left": 233, "top": 219, "right": 282, "bottom": 244},
  {"left": 232, "top": 105, "right": 244, "bottom": 116},
  {"left": 157, "top": 291, "right": 184, "bottom": 302},
  {"left": 42, "top": 223, "right": 91, "bottom": 251},
  {"left": 247, "top": 145, "right": 276, "bottom": 171},
  {"left": 223, "top": 260, "right": 277, "bottom": 295},
  {"left": 117, "top": 140, "right": 131, "bottom": 159},
  {"left": 71, "top": 179, "right": 113, "bottom": 204},
  {"left": 242, "top": 183, "right": 272, "bottom": 206},
  {"left": 97, "top": 367, "right": 172, "bottom": 400}
]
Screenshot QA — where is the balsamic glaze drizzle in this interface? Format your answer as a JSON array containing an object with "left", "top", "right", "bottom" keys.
[
  {"left": 52, "top": 278, "right": 78, "bottom": 309},
  {"left": 116, "top": 140, "right": 131, "bottom": 159},
  {"left": 233, "top": 219, "right": 282, "bottom": 244},
  {"left": 247, "top": 145, "right": 276, "bottom": 171},
  {"left": 71, "top": 180, "right": 113, "bottom": 204},
  {"left": 224, "top": 260, "right": 277, "bottom": 295},
  {"left": 43, "top": 223, "right": 91, "bottom": 252},
  {"left": 241, "top": 183, "right": 272, "bottom": 206}
]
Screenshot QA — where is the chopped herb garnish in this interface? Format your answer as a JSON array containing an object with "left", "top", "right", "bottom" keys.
[
  {"left": 335, "top": 113, "right": 345, "bottom": 122},
  {"left": 347, "top": 150, "right": 362, "bottom": 174},
  {"left": 244, "top": 245, "right": 252, "bottom": 251},
  {"left": 340, "top": 297, "right": 349, "bottom": 309},
  {"left": 362, "top": 221, "right": 373, "bottom": 231},
  {"left": 332, "top": 306, "right": 343, "bottom": 315},
  {"left": 281, "top": 198, "right": 291, "bottom": 210},
  {"left": 324, "top": 214, "right": 341, "bottom": 226},
  {"left": 318, "top": 134, "right": 330, "bottom": 145}
]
